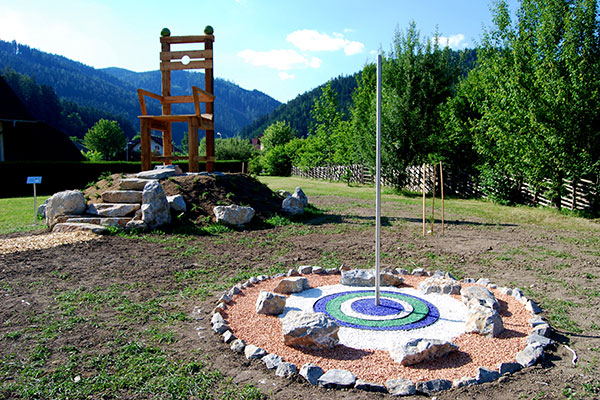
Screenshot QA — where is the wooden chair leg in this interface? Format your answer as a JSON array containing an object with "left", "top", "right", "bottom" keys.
[
  {"left": 163, "top": 126, "right": 173, "bottom": 165},
  {"left": 188, "top": 118, "right": 199, "bottom": 172},
  {"left": 206, "top": 129, "right": 215, "bottom": 173},
  {"left": 141, "top": 119, "right": 152, "bottom": 171}
]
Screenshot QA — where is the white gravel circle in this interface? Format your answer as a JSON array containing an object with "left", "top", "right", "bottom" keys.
[{"left": 283, "top": 284, "right": 469, "bottom": 351}]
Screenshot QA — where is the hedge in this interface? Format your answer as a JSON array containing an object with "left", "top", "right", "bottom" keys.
[{"left": 0, "top": 160, "right": 243, "bottom": 198}]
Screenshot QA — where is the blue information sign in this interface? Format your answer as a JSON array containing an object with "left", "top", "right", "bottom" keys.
[{"left": 27, "top": 176, "right": 42, "bottom": 184}]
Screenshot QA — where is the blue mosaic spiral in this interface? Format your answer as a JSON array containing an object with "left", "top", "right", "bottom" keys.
[{"left": 313, "top": 290, "right": 440, "bottom": 331}]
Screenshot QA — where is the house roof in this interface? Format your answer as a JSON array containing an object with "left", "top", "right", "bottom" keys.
[{"left": 0, "top": 75, "right": 33, "bottom": 121}]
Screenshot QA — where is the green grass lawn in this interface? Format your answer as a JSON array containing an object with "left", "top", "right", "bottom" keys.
[{"left": 0, "top": 196, "right": 50, "bottom": 235}]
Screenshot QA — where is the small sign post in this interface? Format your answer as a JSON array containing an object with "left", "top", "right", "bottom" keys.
[{"left": 26, "top": 176, "right": 42, "bottom": 224}]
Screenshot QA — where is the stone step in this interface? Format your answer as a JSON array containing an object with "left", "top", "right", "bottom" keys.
[
  {"left": 52, "top": 222, "right": 108, "bottom": 234},
  {"left": 87, "top": 203, "right": 140, "bottom": 217},
  {"left": 101, "top": 190, "right": 142, "bottom": 204},
  {"left": 66, "top": 216, "right": 132, "bottom": 228},
  {"left": 120, "top": 178, "right": 155, "bottom": 191}
]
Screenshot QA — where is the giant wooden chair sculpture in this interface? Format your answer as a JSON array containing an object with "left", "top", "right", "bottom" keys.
[{"left": 138, "top": 27, "right": 215, "bottom": 172}]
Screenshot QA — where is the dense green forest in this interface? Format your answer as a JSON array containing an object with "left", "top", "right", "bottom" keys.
[
  {"left": 0, "top": 39, "right": 280, "bottom": 141},
  {"left": 254, "top": 0, "right": 600, "bottom": 210}
]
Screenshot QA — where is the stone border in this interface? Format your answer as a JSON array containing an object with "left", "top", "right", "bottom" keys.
[{"left": 205, "top": 267, "right": 553, "bottom": 396}]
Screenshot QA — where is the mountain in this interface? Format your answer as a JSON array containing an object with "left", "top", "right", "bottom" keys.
[
  {"left": 0, "top": 39, "right": 281, "bottom": 142},
  {"left": 240, "top": 73, "right": 358, "bottom": 139}
]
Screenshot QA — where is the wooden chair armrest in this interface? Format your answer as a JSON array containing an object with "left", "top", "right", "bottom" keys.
[
  {"left": 192, "top": 86, "right": 215, "bottom": 116},
  {"left": 137, "top": 89, "right": 164, "bottom": 115}
]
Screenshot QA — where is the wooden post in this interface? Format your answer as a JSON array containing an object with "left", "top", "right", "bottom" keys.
[
  {"left": 141, "top": 119, "right": 152, "bottom": 171},
  {"left": 431, "top": 165, "right": 436, "bottom": 235},
  {"left": 422, "top": 164, "right": 426, "bottom": 236},
  {"left": 205, "top": 37, "right": 215, "bottom": 173},
  {"left": 188, "top": 118, "right": 199, "bottom": 172},
  {"left": 440, "top": 161, "right": 445, "bottom": 235},
  {"left": 161, "top": 39, "right": 172, "bottom": 166}
]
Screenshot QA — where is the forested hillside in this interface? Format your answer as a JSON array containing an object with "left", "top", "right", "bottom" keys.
[
  {"left": 240, "top": 74, "right": 357, "bottom": 139},
  {"left": 0, "top": 39, "right": 280, "bottom": 141}
]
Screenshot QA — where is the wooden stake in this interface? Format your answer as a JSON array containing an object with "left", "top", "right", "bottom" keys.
[
  {"left": 440, "top": 161, "right": 445, "bottom": 235},
  {"left": 431, "top": 165, "right": 436, "bottom": 235},
  {"left": 422, "top": 164, "right": 426, "bottom": 236}
]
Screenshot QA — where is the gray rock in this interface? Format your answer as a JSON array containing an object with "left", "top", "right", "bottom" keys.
[
  {"left": 298, "top": 265, "right": 312, "bottom": 274},
  {"left": 231, "top": 284, "right": 242, "bottom": 295},
  {"left": 136, "top": 165, "right": 181, "bottom": 180},
  {"left": 102, "top": 190, "right": 142, "bottom": 204},
  {"left": 526, "top": 299, "right": 543, "bottom": 314},
  {"left": 499, "top": 287, "right": 513, "bottom": 296},
  {"left": 256, "top": 291, "right": 286, "bottom": 315},
  {"left": 299, "top": 363, "right": 324, "bottom": 385},
  {"left": 262, "top": 353, "right": 282, "bottom": 370},
  {"left": 275, "top": 362, "right": 298, "bottom": 378},
  {"left": 477, "top": 278, "right": 491, "bottom": 286},
  {"left": 355, "top": 379, "right": 387, "bottom": 393},
  {"left": 530, "top": 315, "right": 546, "bottom": 327},
  {"left": 230, "top": 338, "right": 246, "bottom": 353},
  {"left": 65, "top": 216, "right": 131, "bottom": 228},
  {"left": 513, "top": 288, "right": 525, "bottom": 302},
  {"left": 52, "top": 222, "right": 108, "bottom": 235},
  {"left": 462, "top": 277, "right": 477, "bottom": 283},
  {"left": 498, "top": 362, "right": 522, "bottom": 375},
  {"left": 281, "top": 311, "right": 339, "bottom": 349},
  {"left": 273, "top": 277, "right": 309, "bottom": 294},
  {"left": 46, "top": 190, "right": 86, "bottom": 227},
  {"left": 37, "top": 199, "right": 48, "bottom": 219},
  {"left": 125, "top": 220, "right": 147, "bottom": 232},
  {"left": 249, "top": 276, "right": 259, "bottom": 284},
  {"left": 141, "top": 181, "right": 171, "bottom": 229},
  {"left": 476, "top": 367, "right": 500, "bottom": 383},
  {"left": 516, "top": 344, "right": 544, "bottom": 367},
  {"left": 325, "top": 268, "right": 338, "bottom": 275},
  {"left": 222, "top": 330, "right": 235, "bottom": 344},
  {"left": 465, "top": 305, "right": 504, "bottom": 337},
  {"left": 312, "top": 266, "right": 324, "bottom": 274},
  {"left": 418, "top": 276, "right": 461, "bottom": 295},
  {"left": 87, "top": 203, "right": 140, "bottom": 217},
  {"left": 532, "top": 323, "right": 552, "bottom": 337},
  {"left": 380, "top": 271, "right": 404, "bottom": 287},
  {"left": 120, "top": 177, "right": 155, "bottom": 190},
  {"left": 167, "top": 195, "right": 186, "bottom": 212},
  {"left": 386, "top": 378, "right": 416, "bottom": 396},
  {"left": 287, "top": 268, "right": 300, "bottom": 277},
  {"left": 461, "top": 285, "right": 500, "bottom": 310},
  {"left": 411, "top": 267, "right": 427, "bottom": 276},
  {"left": 244, "top": 344, "right": 267, "bottom": 360},
  {"left": 390, "top": 338, "right": 459, "bottom": 366},
  {"left": 212, "top": 321, "right": 229, "bottom": 334},
  {"left": 527, "top": 333, "right": 553, "bottom": 348},
  {"left": 317, "top": 369, "right": 356, "bottom": 389},
  {"left": 211, "top": 312, "right": 225, "bottom": 325},
  {"left": 395, "top": 268, "right": 409, "bottom": 275},
  {"left": 218, "top": 292, "right": 232, "bottom": 304},
  {"left": 341, "top": 269, "right": 375, "bottom": 286},
  {"left": 282, "top": 196, "right": 304, "bottom": 215},
  {"left": 453, "top": 377, "right": 477, "bottom": 388},
  {"left": 213, "top": 204, "right": 255, "bottom": 226},
  {"left": 416, "top": 379, "right": 452, "bottom": 395},
  {"left": 292, "top": 187, "right": 309, "bottom": 207}
]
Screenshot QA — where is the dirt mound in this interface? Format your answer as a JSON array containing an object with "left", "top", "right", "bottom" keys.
[
  {"left": 161, "top": 174, "right": 283, "bottom": 225},
  {"left": 83, "top": 173, "right": 284, "bottom": 226}
]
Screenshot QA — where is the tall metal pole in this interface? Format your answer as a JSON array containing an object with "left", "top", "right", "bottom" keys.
[{"left": 375, "top": 54, "right": 382, "bottom": 306}]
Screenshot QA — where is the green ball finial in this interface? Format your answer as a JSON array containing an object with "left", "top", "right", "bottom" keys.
[
  {"left": 204, "top": 25, "right": 214, "bottom": 35},
  {"left": 161, "top": 27, "right": 171, "bottom": 37}
]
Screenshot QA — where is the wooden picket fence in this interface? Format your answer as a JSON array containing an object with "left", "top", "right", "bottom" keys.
[{"left": 291, "top": 164, "right": 598, "bottom": 211}]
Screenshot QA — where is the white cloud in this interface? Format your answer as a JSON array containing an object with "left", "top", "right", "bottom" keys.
[
  {"left": 286, "top": 29, "right": 364, "bottom": 55},
  {"left": 237, "top": 49, "right": 321, "bottom": 70},
  {"left": 438, "top": 34, "right": 467, "bottom": 50},
  {"left": 278, "top": 72, "right": 295, "bottom": 80}
]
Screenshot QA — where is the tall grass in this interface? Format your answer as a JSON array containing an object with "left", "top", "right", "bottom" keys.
[{"left": 0, "top": 196, "right": 49, "bottom": 234}]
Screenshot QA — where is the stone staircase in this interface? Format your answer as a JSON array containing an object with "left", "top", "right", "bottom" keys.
[{"left": 53, "top": 178, "right": 155, "bottom": 233}]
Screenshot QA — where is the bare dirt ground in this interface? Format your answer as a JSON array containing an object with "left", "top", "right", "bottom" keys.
[{"left": 1, "top": 184, "right": 599, "bottom": 399}]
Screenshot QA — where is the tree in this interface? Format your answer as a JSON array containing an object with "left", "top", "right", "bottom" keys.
[
  {"left": 261, "top": 121, "right": 297, "bottom": 151},
  {"left": 451, "top": 0, "right": 600, "bottom": 207},
  {"left": 83, "top": 119, "right": 126, "bottom": 160}
]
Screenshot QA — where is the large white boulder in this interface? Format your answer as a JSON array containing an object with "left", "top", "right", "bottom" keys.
[
  {"left": 213, "top": 204, "right": 255, "bottom": 226},
  {"left": 282, "top": 196, "right": 304, "bottom": 215},
  {"left": 141, "top": 181, "right": 171, "bottom": 229},
  {"left": 256, "top": 291, "right": 286, "bottom": 315},
  {"left": 46, "top": 190, "right": 86, "bottom": 227},
  {"left": 292, "top": 187, "right": 308, "bottom": 207},
  {"left": 281, "top": 311, "right": 339, "bottom": 349},
  {"left": 390, "top": 338, "right": 459, "bottom": 366}
]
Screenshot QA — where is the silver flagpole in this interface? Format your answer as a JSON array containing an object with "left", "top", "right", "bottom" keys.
[{"left": 375, "top": 54, "right": 382, "bottom": 306}]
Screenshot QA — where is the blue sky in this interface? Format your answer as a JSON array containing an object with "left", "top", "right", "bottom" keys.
[{"left": 0, "top": 0, "right": 518, "bottom": 103}]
